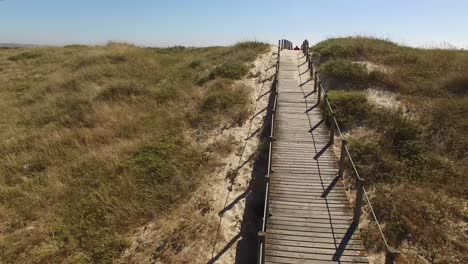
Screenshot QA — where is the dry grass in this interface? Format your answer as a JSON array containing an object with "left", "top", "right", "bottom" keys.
[
  {"left": 0, "top": 41, "right": 269, "bottom": 263},
  {"left": 313, "top": 37, "right": 468, "bottom": 263}
]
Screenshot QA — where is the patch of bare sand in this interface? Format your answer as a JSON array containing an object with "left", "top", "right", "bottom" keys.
[
  {"left": 354, "top": 61, "right": 391, "bottom": 74},
  {"left": 118, "top": 47, "right": 276, "bottom": 264},
  {"left": 365, "top": 88, "right": 402, "bottom": 111}
]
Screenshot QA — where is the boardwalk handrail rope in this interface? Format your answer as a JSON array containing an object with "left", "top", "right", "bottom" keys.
[
  {"left": 257, "top": 39, "right": 287, "bottom": 264},
  {"left": 301, "top": 39, "right": 400, "bottom": 264}
]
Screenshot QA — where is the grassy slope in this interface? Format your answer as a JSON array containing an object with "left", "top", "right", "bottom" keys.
[
  {"left": 312, "top": 37, "right": 467, "bottom": 263},
  {"left": 0, "top": 42, "right": 269, "bottom": 263}
]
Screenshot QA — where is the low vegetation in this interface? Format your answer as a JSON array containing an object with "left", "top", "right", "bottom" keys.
[
  {"left": 313, "top": 37, "right": 467, "bottom": 263},
  {"left": 0, "top": 41, "right": 269, "bottom": 263}
]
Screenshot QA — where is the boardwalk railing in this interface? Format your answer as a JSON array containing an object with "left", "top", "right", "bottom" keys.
[
  {"left": 256, "top": 39, "right": 285, "bottom": 264},
  {"left": 279, "top": 39, "right": 293, "bottom": 50},
  {"left": 301, "top": 39, "right": 400, "bottom": 264}
]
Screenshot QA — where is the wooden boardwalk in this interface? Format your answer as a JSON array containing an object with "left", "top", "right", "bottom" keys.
[{"left": 264, "top": 50, "right": 369, "bottom": 263}]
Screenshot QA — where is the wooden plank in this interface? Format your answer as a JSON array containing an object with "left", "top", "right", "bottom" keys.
[
  {"left": 270, "top": 179, "right": 341, "bottom": 186},
  {"left": 270, "top": 199, "right": 350, "bottom": 208},
  {"left": 265, "top": 255, "right": 365, "bottom": 264},
  {"left": 267, "top": 224, "right": 352, "bottom": 235},
  {"left": 265, "top": 238, "right": 365, "bottom": 251},
  {"left": 265, "top": 254, "right": 368, "bottom": 264},
  {"left": 266, "top": 229, "right": 362, "bottom": 242},
  {"left": 268, "top": 218, "right": 352, "bottom": 229},
  {"left": 269, "top": 196, "right": 350, "bottom": 205},
  {"left": 269, "top": 208, "right": 353, "bottom": 218},
  {"left": 269, "top": 215, "right": 353, "bottom": 225},
  {"left": 265, "top": 243, "right": 367, "bottom": 257},
  {"left": 265, "top": 250, "right": 368, "bottom": 263}
]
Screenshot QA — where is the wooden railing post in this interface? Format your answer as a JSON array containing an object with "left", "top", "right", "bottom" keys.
[
  {"left": 317, "top": 82, "right": 322, "bottom": 104},
  {"left": 309, "top": 57, "right": 312, "bottom": 77},
  {"left": 329, "top": 111, "right": 335, "bottom": 145},
  {"left": 385, "top": 247, "right": 399, "bottom": 264},
  {"left": 257, "top": 231, "right": 266, "bottom": 264},
  {"left": 338, "top": 140, "right": 347, "bottom": 179},
  {"left": 353, "top": 178, "right": 365, "bottom": 226},
  {"left": 313, "top": 72, "right": 318, "bottom": 93}
]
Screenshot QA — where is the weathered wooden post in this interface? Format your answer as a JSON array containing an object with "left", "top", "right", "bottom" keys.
[
  {"left": 257, "top": 231, "right": 266, "bottom": 264},
  {"left": 385, "top": 247, "right": 400, "bottom": 264},
  {"left": 313, "top": 72, "right": 318, "bottom": 93},
  {"left": 304, "top": 39, "right": 309, "bottom": 57},
  {"left": 338, "top": 140, "right": 347, "bottom": 179},
  {"left": 317, "top": 82, "right": 322, "bottom": 104},
  {"left": 329, "top": 111, "right": 335, "bottom": 145},
  {"left": 353, "top": 177, "right": 365, "bottom": 226}
]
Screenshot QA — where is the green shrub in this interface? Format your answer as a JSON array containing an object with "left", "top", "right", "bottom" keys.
[
  {"left": 443, "top": 74, "right": 468, "bottom": 94},
  {"left": 423, "top": 98, "right": 468, "bottom": 159},
  {"left": 384, "top": 115, "right": 423, "bottom": 159},
  {"left": 371, "top": 184, "right": 465, "bottom": 262},
  {"left": 193, "top": 79, "right": 252, "bottom": 128},
  {"left": 312, "top": 36, "right": 399, "bottom": 62},
  {"left": 188, "top": 59, "right": 202, "bottom": 69},
  {"left": 209, "top": 62, "right": 250, "bottom": 80},
  {"left": 131, "top": 137, "right": 181, "bottom": 184},
  {"left": 320, "top": 59, "right": 383, "bottom": 87},
  {"left": 232, "top": 41, "right": 270, "bottom": 62},
  {"left": 348, "top": 139, "right": 399, "bottom": 183},
  {"left": 8, "top": 50, "right": 42, "bottom": 61},
  {"left": 326, "top": 90, "right": 372, "bottom": 130},
  {"left": 96, "top": 81, "right": 151, "bottom": 101}
]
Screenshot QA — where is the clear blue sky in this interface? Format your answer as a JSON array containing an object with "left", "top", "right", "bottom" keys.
[{"left": 1, "top": 0, "right": 467, "bottom": 48}]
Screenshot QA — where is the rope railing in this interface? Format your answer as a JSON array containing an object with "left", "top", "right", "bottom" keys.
[
  {"left": 257, "top": 40, "right": 284, "bottom": 264},
  {"left": 301, "top": 39, "right": 400, "bottom": 264}
]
